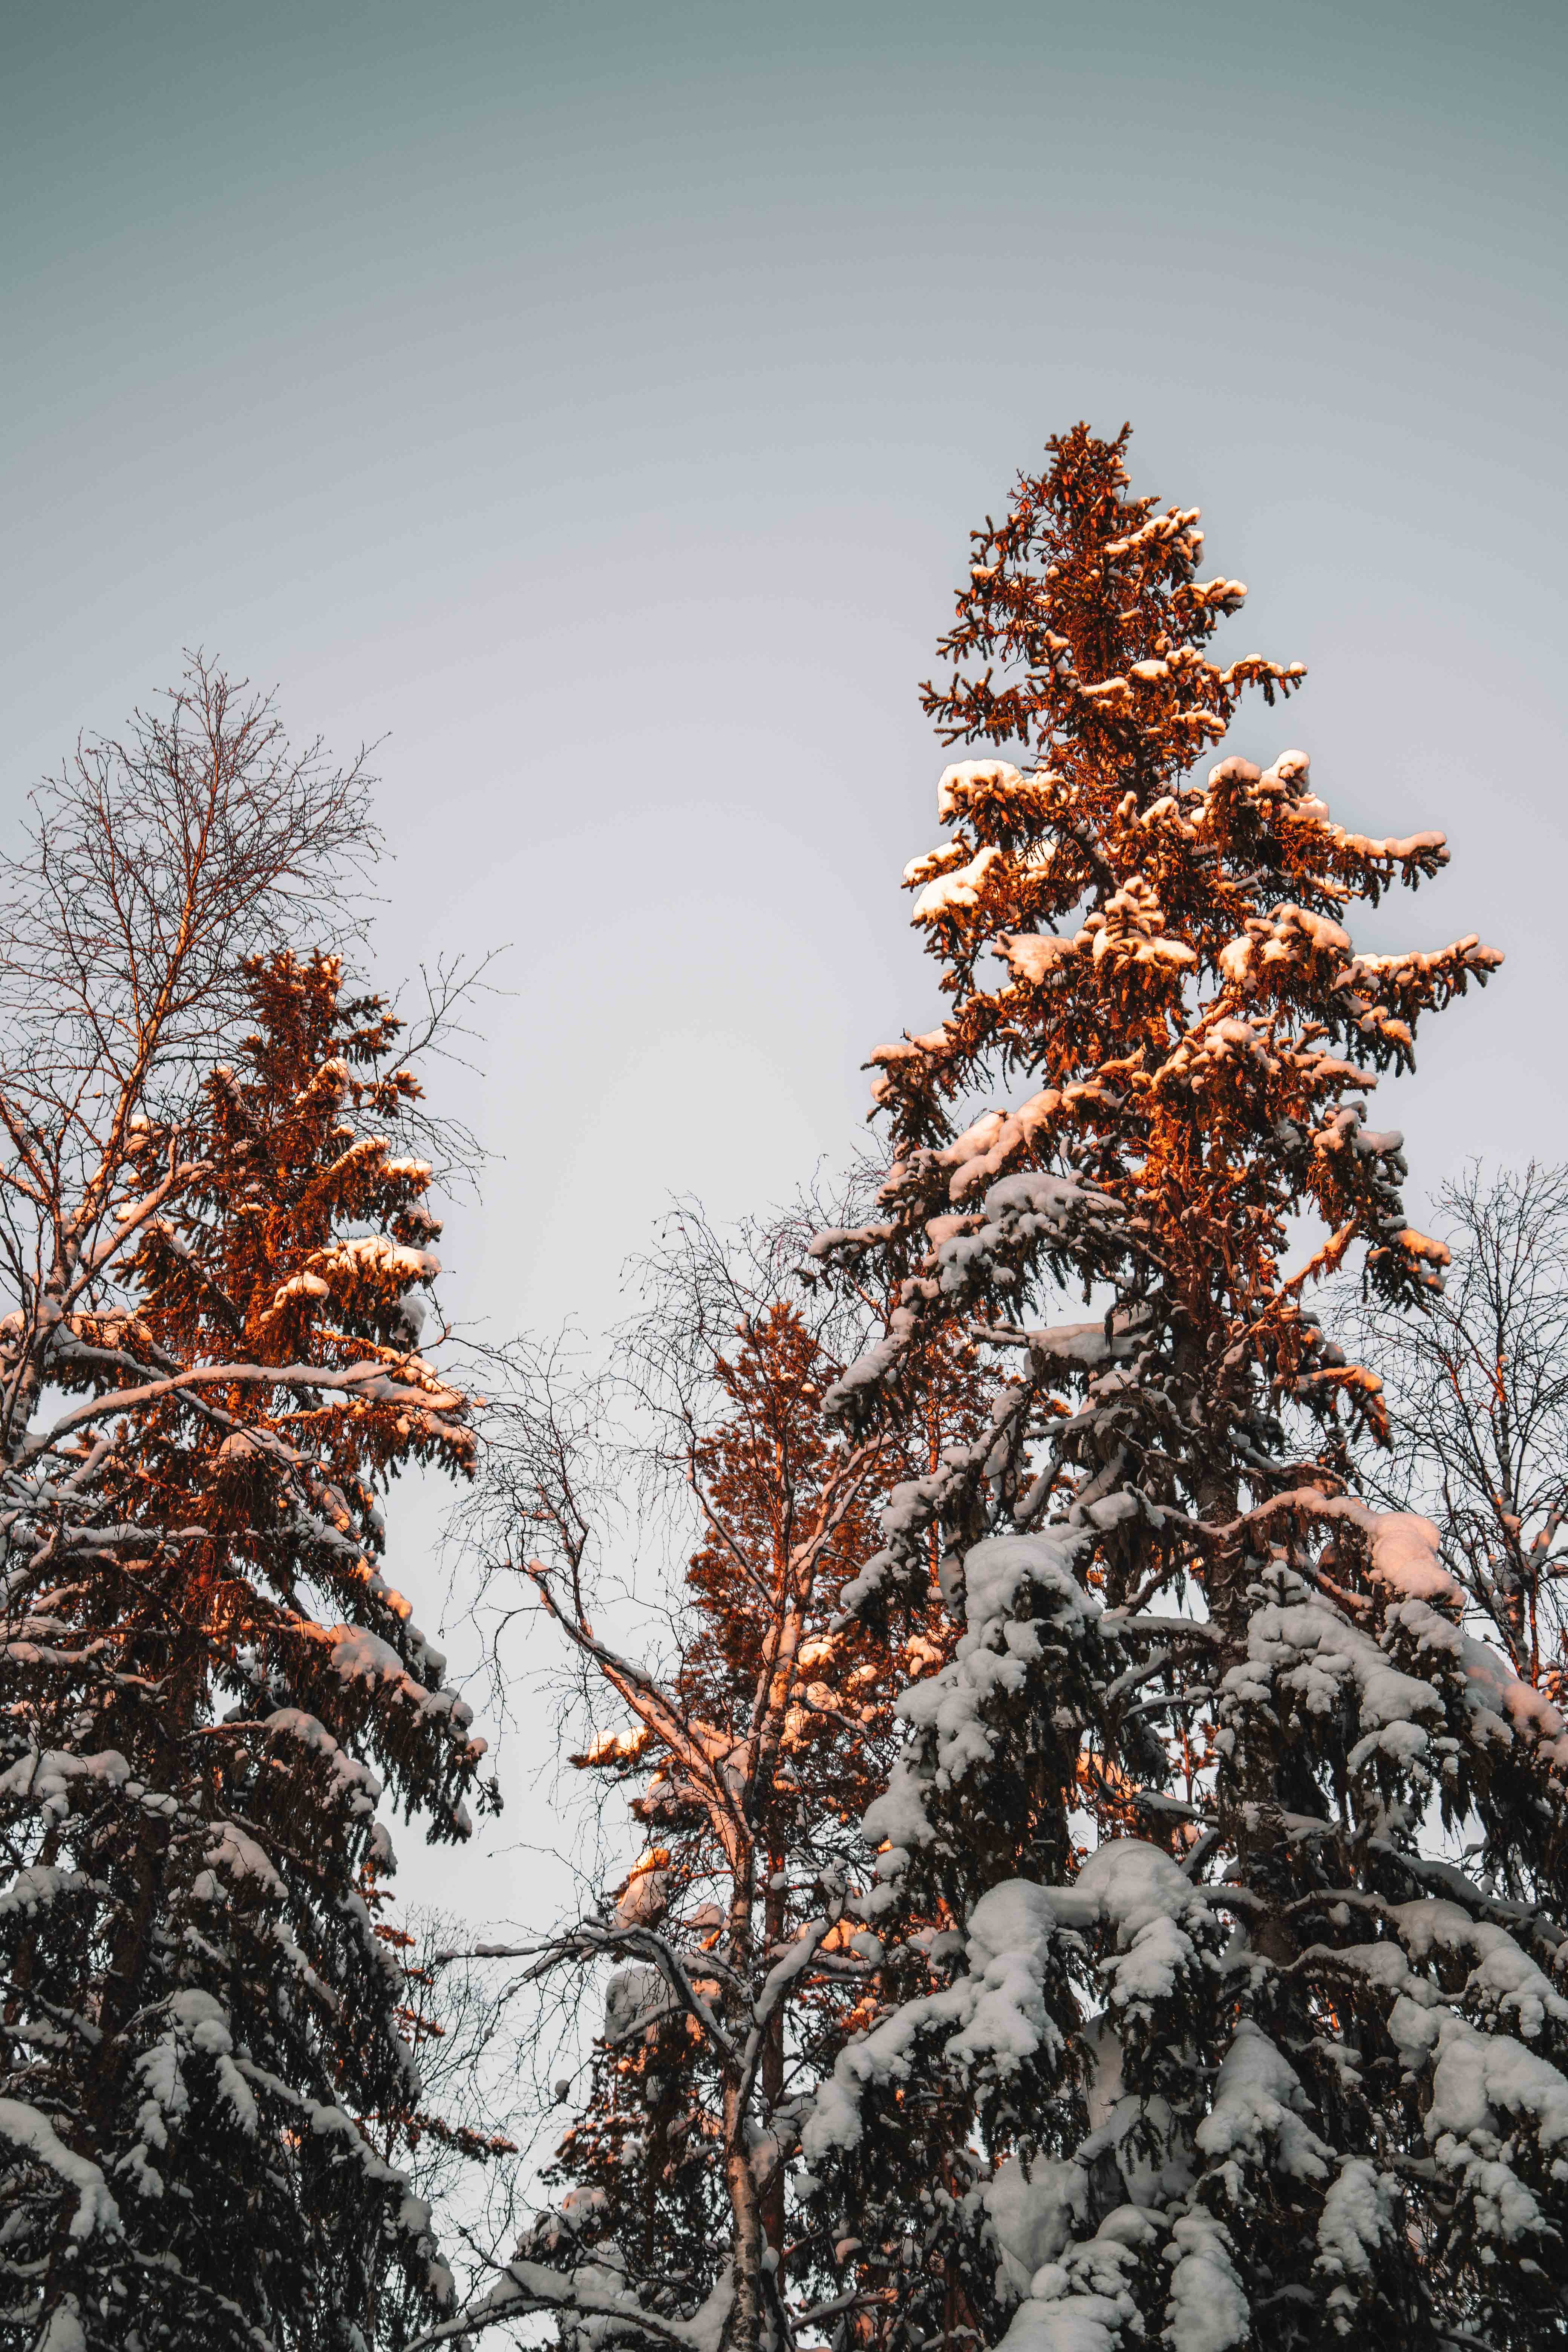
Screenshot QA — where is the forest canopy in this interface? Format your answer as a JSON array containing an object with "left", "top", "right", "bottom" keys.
[{"left": 5, "top": 435, "right": 1563, "bottom": 2352}]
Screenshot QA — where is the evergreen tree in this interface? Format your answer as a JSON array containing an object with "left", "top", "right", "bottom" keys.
[
  {"left": 0, "top": 951, "right": 486, "bottom": 2351},
  {"left": 793, "top": 426, "right": 1568, "bottom": 2350},
  {"left": 426, "top": 1209, "right": 984, "bottom": 2352}
]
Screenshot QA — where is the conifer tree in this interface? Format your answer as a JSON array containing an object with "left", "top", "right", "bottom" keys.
[
  {"left": 0, "top": 676, "right": 487, "bottom": 2352},
  {"left": 425, "top": 1209, "right": 983, "bottom": 2352},
  {"left": 792, "top": 427, "right": 1568, "bottom": 2350}
]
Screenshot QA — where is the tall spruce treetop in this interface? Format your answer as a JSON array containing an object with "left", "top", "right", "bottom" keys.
[{"left": 798, "top": 430, "right": 1568, "bottom": 2350}]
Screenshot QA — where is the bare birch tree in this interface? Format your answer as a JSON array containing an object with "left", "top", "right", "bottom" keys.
[
  {"left": 1342, "top": 1159, "right": 1568, "bottom": 1687},
  {"left": 0, "top": 654, "right": 376, "bottom": 1464}
]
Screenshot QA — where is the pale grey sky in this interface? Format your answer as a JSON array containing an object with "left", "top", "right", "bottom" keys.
[{"left": 5, "top": 0, "right": 1565, "bottom": 1917}]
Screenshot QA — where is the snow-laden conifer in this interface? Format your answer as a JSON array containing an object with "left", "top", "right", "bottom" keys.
[
  {"left": 421, "top": 1208, "right": 984, "bottom": 2352},
  {"left": 797, "top": 427, "right": 1568, "bottom": 2350},
  {"left": 0, "top": 680, "right": 486, "bottom": 2352}
]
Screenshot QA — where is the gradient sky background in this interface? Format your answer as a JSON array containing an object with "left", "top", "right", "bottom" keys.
[{"left": 5, "top": 0, "right": 1566, "bottom": 1923}]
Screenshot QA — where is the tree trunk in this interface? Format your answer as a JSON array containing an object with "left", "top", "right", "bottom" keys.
[{"left": 723, "top": 2072, "right": 765, "bottom": 2352}]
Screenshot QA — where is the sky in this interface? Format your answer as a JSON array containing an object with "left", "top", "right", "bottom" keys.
[{"left": 5, "top": 0, "right": 1566, "bottom": 1920}]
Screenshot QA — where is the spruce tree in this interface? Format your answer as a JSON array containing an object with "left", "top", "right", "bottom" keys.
[
  {"left": 795, "top": 427, "right": 1568, "bottom": 2349},
  {"left": 426, "top": 1211, "right": 984, "bottom": 2352},
  {"left": 1, "top": 952, "right": 485, "bottom": 2352}
]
